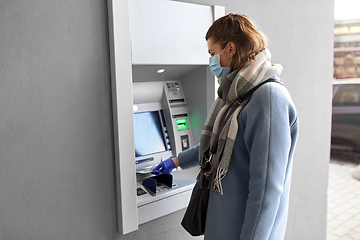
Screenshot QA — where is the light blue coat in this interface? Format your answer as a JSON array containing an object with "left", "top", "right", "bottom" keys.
[{"left": 178, "top": 82, "right": 299, "bottom": 240}]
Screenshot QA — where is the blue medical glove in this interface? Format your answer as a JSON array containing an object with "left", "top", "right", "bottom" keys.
[{"left": 151, "top": 156, "right": 176, "bottom": 175}]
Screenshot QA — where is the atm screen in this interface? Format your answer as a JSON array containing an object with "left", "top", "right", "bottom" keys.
[{"left": 133, "top": 111, "right": 166, "bottom": 157}]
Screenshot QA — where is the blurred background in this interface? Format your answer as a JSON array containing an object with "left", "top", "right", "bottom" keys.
[
  {"left": 328, "top": 2, "right": 360, "bottom": 239},
  {"left": 332, "top": 0, "right": 360, "bottom": 161}
]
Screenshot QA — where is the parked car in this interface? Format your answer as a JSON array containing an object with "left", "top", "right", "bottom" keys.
[{"left": 332, "top": 80, "right": 360, "bottom": 152}]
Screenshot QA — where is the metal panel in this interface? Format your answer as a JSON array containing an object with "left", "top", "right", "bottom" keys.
[
  {"left": 129, "top": 0, "right": 213, "bottom": 65},
  {"left": 108, "top": 0, "right": 138, "bottom": 234}
]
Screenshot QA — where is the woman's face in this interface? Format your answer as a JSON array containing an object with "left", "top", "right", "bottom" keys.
[{"left": 207, "top": 38, "right": 234, "bottom": 68}]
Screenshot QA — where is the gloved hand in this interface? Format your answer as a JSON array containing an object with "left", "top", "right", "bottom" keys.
[{"left": 151, "top": 156, "right": 176, "bottom": 175}]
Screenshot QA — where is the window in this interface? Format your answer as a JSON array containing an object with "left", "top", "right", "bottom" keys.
[{"left": 333, "top": 84, "right": 360, "bottom": 106}]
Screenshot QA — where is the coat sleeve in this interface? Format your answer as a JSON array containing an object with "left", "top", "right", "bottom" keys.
[
  {"left": 239, "top": 83, "right": 297, "bottom": 240},
  {"left": 177, "top": 144, "right": 200, "bottom": 169}
]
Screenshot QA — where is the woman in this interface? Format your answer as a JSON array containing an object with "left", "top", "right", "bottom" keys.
[{"left": 153, "top": 13, "right": 298, "bottom": 240}]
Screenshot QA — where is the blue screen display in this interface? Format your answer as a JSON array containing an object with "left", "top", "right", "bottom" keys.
[{"left": 133, "top": 111, "right": 166, "bottom": 157}]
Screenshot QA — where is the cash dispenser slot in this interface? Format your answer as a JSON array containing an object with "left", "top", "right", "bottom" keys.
[
  {"left": 135, "top": 157, "right": 154, "bottom": 165},
  {"left": 172, "top": 113, "right": 188, "bottom": 119},
  {"left": 143, "top": 174, "right": 173, "bottom": 196},
  {"left": 169, "top": 99, "right": 185, "bottom": 103}
]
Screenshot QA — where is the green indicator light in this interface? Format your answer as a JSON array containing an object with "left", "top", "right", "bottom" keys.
[{"left": 176, "top": 118, "right": 189, "bottom": 131}]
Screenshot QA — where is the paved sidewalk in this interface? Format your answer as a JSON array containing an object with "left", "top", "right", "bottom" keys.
[{"left": 327, "top": 161, "right": 360, "bottom": 240}]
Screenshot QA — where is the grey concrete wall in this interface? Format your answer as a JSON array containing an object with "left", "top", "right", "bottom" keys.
[
  {"left": 0, "top": 0, "right": 333, "bottom": 240},
  {"left": 0, "top": 1, "right": 117, "bottom": 239}
]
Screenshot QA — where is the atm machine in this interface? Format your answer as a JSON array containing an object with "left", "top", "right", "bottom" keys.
[
  {"left": 133, "top": 81, "right": 193, "bottom": 174},
  {"left": 108, "top": 0, "right": 225, "bottom": 234},
  {"left": 132, "top": 80, "right": 199, "bottom": 225}
]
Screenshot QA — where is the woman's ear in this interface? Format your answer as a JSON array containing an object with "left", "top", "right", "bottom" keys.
[{"left": 228, "top": 42, "right": 236, "bottom": 58}]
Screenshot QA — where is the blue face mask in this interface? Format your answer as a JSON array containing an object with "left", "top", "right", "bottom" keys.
[{"left": 209, "top": 44, "right": 231, "bottom": 78}]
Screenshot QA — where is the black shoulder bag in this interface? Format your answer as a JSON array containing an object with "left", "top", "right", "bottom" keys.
[{"left": 181, "top": 78, "right": 279, "bottom": 236}]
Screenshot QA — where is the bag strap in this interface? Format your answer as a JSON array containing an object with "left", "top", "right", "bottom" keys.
[{"left": 210, "top": 77, "right": 281, "bottom": 156}]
